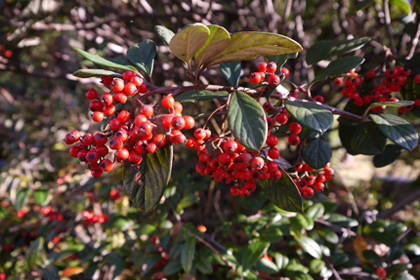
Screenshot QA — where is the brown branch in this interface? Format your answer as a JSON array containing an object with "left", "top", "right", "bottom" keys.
[
  {"left": 195, "top": 234, "right": 236, "bottom": 269},
  {"left": 378, "top": 187, "right": 420, "bottom": 219}
]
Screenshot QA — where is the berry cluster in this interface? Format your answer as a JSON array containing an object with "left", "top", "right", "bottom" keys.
[
  {"left": 290, "top": 162, "right": 334, "bottom": 198},
  {"left": 40, "top": 206, "right": 64, "bottom": 221},
  {"left": 335, "top": 66, "right": 417, "bottom": 113},
  {"left": 65, "top": 71, "right": 196, "bottom": 177},
  {"left": 81, "top": 210, "right": 108, "bottom": 225},
  {"left": 249, "top": 61, "right": 290, "bottom": 86}
]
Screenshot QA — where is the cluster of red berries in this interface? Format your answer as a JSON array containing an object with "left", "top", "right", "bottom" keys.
[
  {"left": 151, "top": 235, "right": 169, "bottom": 269},
  {"left": 110, "top": 189, "right": 121, "bottom": 200},
  {"left": 40, "top": 206, "right": 64, "bottom": 221},
  {"left": 249, "top": 61, "right": 290, "bottom": 86},
  {"left": 334, "top": 66, "right": 417, "bottom": 113},
  {"left": 65, "top": 71, "right": 196, "bottom": 177},
  {"left": 81, "top": 210, "right": 108, "bottom": 225},
  {"left": 0, "top": 45, "right": 12, "bottom": 58},
  {"left": 290, "top": 162, "right": 334, "bottom": 198},
  {"left": 263, "top": 106, "right": 303, "bottom": 146}
]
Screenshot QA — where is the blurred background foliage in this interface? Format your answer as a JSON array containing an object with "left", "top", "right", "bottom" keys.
[{"left": 0, "top": 0, "right": 420, "bottom": 279}]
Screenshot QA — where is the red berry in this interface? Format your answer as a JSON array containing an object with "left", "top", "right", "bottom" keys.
[
  {"left": 89, "top": 100, "right": 103, "bottom": 112},
  {"left": 162, "top": 95, "right": 175, "bottom": 108},
  {"left": 313, "top": 95, "right": 324, "bottom": 103},
  {"left": 109, "top": 119, "right": 121, "bottom": 131},
  {"left": 376, "top": 268, "right": 386, "bottom": 279},
  {"left": 124, "top": 83, "right": 137, "bottom": 96},
  {"left": 239, "top": 187, "right": 250, "bottom": 197},
  {"left": 334, "top": 77, "right": 343, "bottom": 86},
  {"left": 111, "top": 78, "right": 124, "bottom": 92},
  {"left": 102, "top": 75, "right": 113, "bottom": 85},
  {"left": 314, "top": 182, "right": 324, "bottom": 192},
  {"left": 281, "top": 67, "right": 289, "bottom": 78},
  {"left": 270, "top": 170, "right": 282, "bottom": 181},
  {"left": 266, "top": 62, "right": 277, "bottom": 73},
  {"left": 275, "top": 113, "right": 288, "bottom": 124},
  {"left": 82, "top": 133, "right": 94, "bottom": 145},
  {"left": 288, "top": 135, "right": 300, "bottom": 146},
  {"left": 258, "top": 62, "right": 267, "bottom": 72},
  {"left": 96, "top": 145, "right": 109, "bottom": 156},
  {"left": 303, "top": 187, "right": 314, "bottom": 198},
  {"left": 251, "top": 156, "right": 265, "bottom": 170},
  {"left": 91, "top": 168, "right": 103, "bottom": 178},
  {"left": 414, "top": 74, "right": 420, "bottom": 83},
  {"left": 114, "top": 92, "right": 128, "bottom": 104},
  {"left": 230, "top": 186, "right": 240, "bottom": 196},
  {"left": 162, "top": 115, "right": 174, "bottom": 129},
  {"left": 103, "top": 104, "right": 116, "bottom": 116},
  {"left": 266, "top": 135, "right": 278, "bottom": 146},
  {"left": 171, "top": 116, "right": 185, "bottom": 130},
  {"left": 244, "top": 180, "right": 256, "bottom": 192},
  {"left": 115, "top": 148, "right": 129, "bottom": 160},
  {"left": 146, "top": 143, "right": 157, "bottom": 153},
  {"left": 122, "top": 70, "right": 134, "bottom": 81},
  {"left": 117, "top": 110, "right": 130, "bottom": 123},
  {"left": 130, "top": 75, "right": 143, "bottom": 87},
  {"left": 109, "top": 138, "right": 123, "bottom": 150},
  {"left": 128, "top": 151, "right": 143, "bottom": 164},
  {"left": 86, "top": 150, "right": 99, "bottom": 163},
  {"left": 289, "top": 123, "right": 302, "bottom": 134},
  {"left": 250, "top": 72, "right": 262, "bottom": 84},
  {"left": 268, "top": 147, "right": 280, "bottom": 159},
  {"left": 140, "top": 105, "right": 154, "bottom": 118},
  {"left": 268, "top": 74, "right": 280, "bottom": 86},
  {"left": 303, "top": 163, "right": 313, "bottom": 172},
  {"left": 100, "top": 93, "right": 113, "bottom": 106},
  {"left": 100, "top": 159, "right": 114, "bottom": 172},
  {"left": 223, "top": 140, "right": 238, "bottom": 153},
  {"left": 183, "top": 116, "right": 195, "bottom": 130},
  {"left": 138, "top": 83, "right": 148, "bottom": 93},
  {"left": 85, "top": 88, "right": 98, "bottom": 99},
  {"left": 367, "top": 69, "right": 376, "bottom": 78},
  {"left": 295, "top": 163, "right": 304, "bottom": 172},
  {"left": 194, "top": 128, "right": 207, "bottom": 140}
]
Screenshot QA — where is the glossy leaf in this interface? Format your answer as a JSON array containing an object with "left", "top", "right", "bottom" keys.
[
  {"left": 74, "top": 48, "right": 136, "bottom": 72},
  {"left": 242, "top": 242, "right": 270, "bottom": 271},
  {"left": 122, "top": 145, "right": 173, "bottom": 211},
  {"left": 175, "top": 90, "right": 228, "bottom": 103},
  {"left": 306, "top": 203, "right": 325, "bottom": 219},
  {"left": 317, "top": 228, "right": 339, "bottom": 244},
  {"left": 302, "top": 137, "right": 332, "bottom": 169},
  {"left": 73, "top": 69, "right": 122, "bottom": 78},
  {"left": 314, "top": 56, "right": 365, "bottom": 81},
  {"left": 205, "top": 31, "right": 302, "bottom": 67},
  {"left": 338, "top": 123, "right": 359, "bottom": 155},
  {"left": 42, "top": 264, "right": 59, "bottom": 280},
  {"left": 181, "top": 237, "right": 196, "bottom": 273},
  {"left": 370, "top": 114, "right": 418, "bottom": 151},
  {"left": 15, "top": 187, "right": 28, "bottom": 211},
  {"left": 195, "top": 256, "right": 213, "bottom": 274},
  {"left": 169, "top": 23, "right": 210, "bottom": 63},
  {"left": 273, "top": 253, "right": 289, "bottom": 270},
  {"left": 155, "top": 25, "right": 175, "bottom": 45},
  {"left": 373, "top": 145, "right": 403, "bottom": 168},
  {"left": 295, "top": 214, "right": 314, "bottom": 230},
  {"left": 268, "top": 52, "right": 299, "bottom": 69},
  {"left": 260, "top": 168, "right": 303, "bottom": 213},
  {"left": 363, "top": 250, "right": 382, "bottom": 266},
  {"left": 34, "top": 187, "right": 51, "bottom": 206},
  {"left": 295, "top": 236, "right": 322, "bottom": 259},
  {"left": 309, "top": 259, "right": 325, "bottom": 274},
  {"left": 26, "top": 237, "right": 44, "bottom": 270},
  {"left": 163, "top": 259, "right": 183, "bottom": 276},
  {"left": 306, "top": 37, "right": 370, "bottom": 65},
  {"left": 327, "top": 213, "right": 359, "bottom": 227},
  {"left": 285, "top": 100, "right": 334, "bottom": 133},
  {"left": 390, "top": 0, "right": 411, "bottom": 14},
  {"left": 254, "top": 258, "right": 279, "bottom": 274},
  {"left": 177, "top": 194, "right": 200, "bottom": 210},
  {"left": 127, "top": 40, "right": 156, "bottom": 75},
  {"left": 228, "top": 91, "right": 267, "bottom": 151},
  {"left": 351, "top": 122, "right": 387, "bottom": 155},
  {"left": 195, "top": 25, "right": 231, "bottom": 69},
  {"left": 220, "top": 61, "right": 241, "bottom": 86},
  {"left": 369, "top": 100, "right": 414, "bottom": 109},
  {"left": 259, "top": 227, "right": 283, "bottom": 243}
]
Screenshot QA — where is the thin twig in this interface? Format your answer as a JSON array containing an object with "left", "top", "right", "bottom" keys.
[
  {"left": 195, "top": 235, "right": 236, "bottom": 268},
  {"left": 383, "top": 0, "right": 397, "bottom": 55}
]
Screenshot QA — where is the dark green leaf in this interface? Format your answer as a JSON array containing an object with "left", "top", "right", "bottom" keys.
[
  {"left": 369, "top": 100, "right": 414, "bottom": 109},
  {"left": 404, "top": 243, "right": 420, "bottom": 255},
  {"left": 387, "top": 247, "right": 404, "bottom": 262},
  {"left": 306, "top": 203, "right": 325, "bottom": 219},
  {"left": 314, "top": 56, "right": 365, "bottom": 81},
  {"left": 195, "top": 256, "right": 213, "bottom": 274},
  {"left": 368, "top": 231, "right": 398, "bottom": 247},
  {"left": 181, "top": 237, "right": 196, "bottom": 273},
  {"left": 363, "top": 250, "right": 382, "bottom": 266},
  {"left": 388, "top": 263, "right": 410, "bottom": 274},
  {"left": 331, "top": 253, "right": 349, "bottom": 265},
  {"left": 177, "top": 194, "right": 200, "bottom": 210},
  {"left": 295, "top": 214, "right": 314, "bottom": 230},
  {"left": 15, "top": 187, "right": 28, "bottom": 211},
  {"left": 155, "top": 25, "right": 175, "bottom": 46},
  {"left": 74, "top": 48, "right": 136, "bottom": 72},
  {"left": 351, "top": 122, "right": 387, "bottom": 155},
  {"left": 163, "top": 259, "right": 183, "bottom": 276},
  {"left": 33, "top": 187, "right": 50, "bottom": 206},
  {"left": 370, "top": 114, "right": 418, "bottom": 151},
  {"left": 195, "top": 25, "right": 231, "bottom": 69},
  {"left": 273, "top": 252, "right": 289, "bottom": 270},
  {"left": 175, "top": 90, "right": 228, "bottom": 103},
  {"left": 254, "top": 258, "right": 279, "bottom": 274},
  {"left": 242, "top": 242, "right": 270, "bottom": 271},
  {"left": 259, "top": 227, "right": 283, "bottom": 243},
  {"left": 392, "top": 272, "right": 416, "bottom": 280},
  {"left": 306, "top": 37, "right": 370, "bottom": 65},
  {"left": 317, "top": 228, "right": 339, "bottom": 244},
  {"left": 287, "top": 272, "right": 315, "bottom": 280},
  {"left": 309, "top": 259, "right": 325, "bottom": 274},
  {"left": 169, "top": 23, "right": 210, "bottom": 63},
  {"left": 285, "top": 100, "right": 334, "bottom": 133},
  {"left": 260, "top": 169, "right": 303, "bottom": 213},
  {"left": 73, "top": 69, "right": 122, "bottom": 78},
  {"left": 127, "top": 40, "right": 156, "bottom": 75},
  {"left": 26, "top": 237, "right": 44, "bottom": 270},
  {"left": 41, "top": 264, "right": 59, "bottom": 280},
  {"left": 122, "top": 146, "right": 173, "bottom": 211},
  {"left": 302, "top": 138, "right": 332, "bottom": 169},
  {"left": 268, "top": 52, "right": 299, "bottom": 69},
  {"left": 326, "top": 213, "right": 358, "bottom": 227},
  {"left": 339, "top": 123, "right": 359, "bottom": 155},
  {"left": 373, "top": 145, "right": 403, "bottom": 168},
  {"left": 205, "top": 31, "right": 302, "bottom": 67},
  {"left": 228, "top": 91, "right": 267, "bottom": 151},
  {"left": 390, "top": 0, "right": 411, "bottom": 14},
  {"left": 295, "top": 236, "right": 322, "bottom": 259},
  {"left": 220, "top": 61, "right": 241, "bottom": 86}
]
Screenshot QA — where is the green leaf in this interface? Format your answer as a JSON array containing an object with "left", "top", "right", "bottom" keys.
[
  {"left": 73, "top": 48, "right": 136, "bottom": 72},
  {"left": 175, "top": 90, "right": 228, "bottom": 103},
  {"left": 314, "top": 56, "right": 365, "bottom": 82},
  {"left": 370, "top": 114, "right": 418, "bottom": 151},
  {"left": 363, "top": 250, "right": 382, "bottom": 266},
  {"left": 390, "top": 0, "right": 411, "bottom": 14},
  {"left": 41, "top": 264, "right": 59, "bottom": 280},
  {"left": 260, "top": 169, "right": 303, "bottom": 213},
  {"left": 122, "top": 146, "right": 173, "bottom": 211},
  {"left": 295, "top": 236, "right": 322, "bottom": 259},
  {"left": 387, "top": 247, "right": 404, "bottom": 262},
  {"left": 373, "top": 145, "right": 403, "bottom": 168},
  {"left": 228, "top": 91, "right": 267, "bottom": 151},
  {"left": 331, "top": 253, "right": 349, "bottom": 265},
  {"left": 309, "top": 259, "right": 325, "bottom": 274},
  {"left": 155, "top": 25, "right": 175, "bottom": 46},
  {"left": 195, "top": 256, "right": 213, "bottom": 274},
  {"left": 33, "top": 187, "right": 51, "bottom": 206},
  {"left": 15, "top": 187, "right": 28, "bottom": 211},
  {"left": 177, "top": 194, "right": 200, "bottom": 210},
  {"left": 317, "top": 228, "right": 339, "bottom": 244},
  {"left": 306, "top": 37, "right": 370, "bottom": 65},
  {"left": 73, "top": 69, "right": 122, "bottom": 78},
  {"left": 254, "top": 258, "right": 279, "bottom": 274},
  {"left": 169, "top": 23, "right": 210, "bottom": 63},
  {"left": 302, "top": 138, "right": 332, "bottom": 169},
  {"left": 392, "top": 272, "right": 417, "bottom": 280},
  {"left": 260, "top": 227, "right": 283, "bottom": 243},
  {"left": 285, "top": 100, "right": 334, "bottom": 133},
  {"left": 242, "top": 242, "right": 270, "bottom": 271},
  {"left": 181, "top": 237, "right": 196, "bottom": 273},
  {"left": 351, "top": 122, "right": 387, "bottom": 155},
  {"left": 306, "top": 203, "right": 325, "bottom": 219},
  {"left": 268, "top": 52, "right": 299, "bottom": 69},
  {"left": 287, "top": 272, "right": 314, "bottom": 280},
  {"left": 195, "top": 25, "right": 231, "bottom": 69},
  {"left": 163, "top": 259, "right": 183, "bottom": 276},
  {"left": 220, "top": 61, "right": 241, "bottom": 87},
  {"left": 127, "top": 40, "right": 156, "bottom": 75},
  {"left": 273, "top": 253, "right": 289, "bottom": 270},
  {"left": 205, "top": 31, "right": 302, "bottom": 67},
  {"left": 356, "top": 0, "right": 374, "bottom": 10},
  {"left": 26, "top": 237, "right": 44, "bottom": 270},
  {"left": 369, "top": 100, "right": 414, "bottom": 109},
  {"left": 295, "top": 214, "right": 314, "bottom": 230},
  {"left": 339, "top": 123, "right": 359, "bottom": 155},
  {"left": 326, "top": 213, "right": 359, "bottom": 227},
  {"left": 368, "top": 232, "right": 398, "bottom": 247}
]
